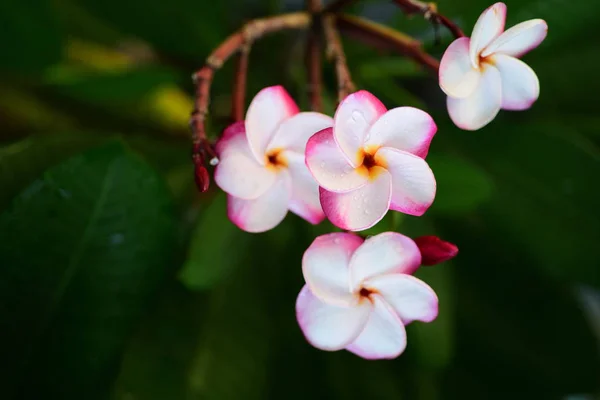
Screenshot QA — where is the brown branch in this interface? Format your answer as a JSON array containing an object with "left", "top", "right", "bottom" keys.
[
  {"left": 335, "top": 14, "right": 440, "bottom": 72},
  {"left": 190, "top": 12, "right": 311, "bottom": 192},
  {"left": 231, "top": 45, "right": 250, "bottom": 122},
  {"left": 323, "top": 15, "right": 356, "bottom": 102},
  {"left": 306, "top": 0, "right": 323, "bottom": 112},
  {"left": 323, "top": 0, "right": 358, "bottom": 13},
  {"left": 393, "top": 0, "right": 464, "bottom": 39}
]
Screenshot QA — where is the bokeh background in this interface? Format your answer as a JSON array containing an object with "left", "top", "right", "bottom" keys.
[{"left": 1, "top": 0, "right": 599, "bottom": 399}]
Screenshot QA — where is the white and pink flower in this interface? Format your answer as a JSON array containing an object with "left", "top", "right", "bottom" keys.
[
  {"left": 296, "top": 232, "right": 438, "bottom": 359},
  {"left": 305, "top": 90, "right": 437, "bottom": 231},
  {"left": 439, "top": 2, "right": 548, "bottom": 130},
  {"left": 214, "top": 86, "right": 333, "bottom": 232}
]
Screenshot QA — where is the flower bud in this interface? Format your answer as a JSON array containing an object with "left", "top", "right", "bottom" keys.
[
  {"left": 194, "top": 164, "right": 210, "bottom": 192},
  {"left": 414, "top": 235, "right": 458, "bottom": 266}
]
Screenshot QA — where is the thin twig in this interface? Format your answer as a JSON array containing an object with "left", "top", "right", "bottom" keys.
[
  {"left": 335, "top": 14, "right": 440, "bottom": 72},
  {"left": 190, "top": 12, "right": 311, "bottom": 191},
  {"left": 306, "top": 0, "right": 323, "bottom": 112},
  {"left": 393, "top": 0, "right": 464, "bottom": 39},
  {"left": 231, "top": 44, "right": 250, "bottom": 122},
  {"left": 323, "top": 14, "right": 356, "bottom": 102}
]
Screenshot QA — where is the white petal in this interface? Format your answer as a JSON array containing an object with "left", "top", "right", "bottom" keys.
[
  {"left": 447, "top": 65, "right": 502, "bottom": 131},
  {"left": 364, "top": 274, "right": 438, "bottom": 325},
  {"left": 305, "top": 128, "right": 368, "bottom": 192},
  {"left": 365, "top": 107, "right": 437, "bottom": 158},
  {"left": 482, "top": 19, "right": 548, "bottom": 58},
  {"left": 285, "top": 151, "right": 325, "bottom": 225},
  {"left": 439, "top": 37, "right": 481, "bottom": 99},
  {"left": 267, "top": 112, "right": 333, "bottom": 154},
  {"left": 345, "top": 295, "right": 407, "bottom": 360},
  {"left": 348, "top": 232, "right": 421, "bottom": 291},
  {"left": 469, "top": 2, "right": 507, "bottom": 67},
  {"left": 245, "top": 86, "right": 299, "bottom": 163},
  {"left": 320, "top": 168, "right": 391, "bottom": 232},
  {"left": 227, "top": 172, "right": 291, "bottom": 233},
  {"left": 214, "top": 122, "right": 276, "bottom": 199},
  {"left": 302, "top": 232, "right": 364, "bottom": 306},
  {"left": 296, "top": 285, "right": 371, "bottom": 351},
  {"left": 493, "top": 54, "right": 540, "bottom": 110},
  {"left": 375, "top": 147, "right": 436, "bottom": 216},
  {"left": 333, "top": 90, "right": 387, "bottom": 167}
]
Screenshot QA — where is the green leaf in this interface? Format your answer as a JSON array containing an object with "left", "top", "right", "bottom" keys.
[
  {"left": 0, "top": 0, "right": 63, "bottom": 74},
  {"left": 427, "top": 154, "right": 494, "bottom": 216},
  {"left": 0, "top": 141, "right": 176, "bottom": 399},
  {"left": 179, "top": 192, "right": 253, "bottom": 290},
  {"left": 0, "top": 133, "right": 105, "bottom": 210}
]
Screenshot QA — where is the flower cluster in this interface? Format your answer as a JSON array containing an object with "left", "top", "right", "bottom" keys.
[{"left": 208, "top": 2, "right": 546, "bottom": 360}]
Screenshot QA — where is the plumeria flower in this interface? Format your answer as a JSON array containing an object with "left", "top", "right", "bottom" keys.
[
  {"left": 305, "top": 90, "right": 437, "bottom": 231},
  {"left": 439, "top": 2, "right": 548, "bottom": 130},
  {"left": 296, "top": 232, "right": 438, "bottom": 359},
  {"left": 214, "top": 86, "right": 333, "bottom": 232}
]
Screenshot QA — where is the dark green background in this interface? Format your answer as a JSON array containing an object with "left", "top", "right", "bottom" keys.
[{"left": 1, "top": 0, "right": 599, "bottom": 399}]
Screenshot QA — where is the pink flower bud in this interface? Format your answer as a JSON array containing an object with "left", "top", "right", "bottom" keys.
[
  {"left": 414, "top": 235, "right": 458, "bottom": 266},
  {"left": 194, "top": 164, "right": 210, "bottom": 193}
]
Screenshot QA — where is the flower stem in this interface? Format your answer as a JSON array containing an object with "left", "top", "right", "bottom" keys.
[
  {"left": 306, "top": 0, "right": 324, "bottom": 112},
  {"left": 393, "top": 0, "right": 464, "bottom": 39},
  {"left": 323, "top": 14, "right": 356, "bottom": 102},
  {"left": 231, "top": 44, "right": 250, "bottom": 122}
]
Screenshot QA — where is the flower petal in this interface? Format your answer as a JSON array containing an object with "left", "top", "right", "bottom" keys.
[
  {"left": 348, "top": 232, "right": 421, "bottom": 291},
  {"left": 365, "top": 107, "right": 437, "bottom": 158},
  {"left": 334, "top": 91, "right": 387, "bottom": 167},
  {"left": 439, "top": 37, "right": 481, "bottom": 99},
  {"left": 267, "top": 112, "right": 333, "bottom": 154},
  {"left": 245, "top": 86, "right": 299, "bottom": 163},
  {"left": 227, "top": 172, "right": 291, "bottom": 233},
  {"left": 482, "top": 19, "right": 548, "bottom": 58},
  {"left": 214, "top": 122, "right": 276, "bottom": 199},
  {"left": 302, "top": 232, "right": 364, "bottom": 306},
  {"left": 320, "top": 167, "right": 392, "bottom": 231},
  {"left": 296, "top": 285, "right": 371, "bottom": 351},
  {"left": 469, "top": 2, "right": 507, "bottom": 67},
  {"left": 375, "top": 147, "right": 436, "bottom": 216},
  {"left": 345, "top": 295, "right": 406, "bottom": 360},
  {"left": 306, "top": 128, "right": 368, "bottom": 192},
  {"left": 285, "top": 151, "right": 326, "bottom": 225},
  {"left": 447, "top": 65, "right": 502, "bottom": 131},
  {"left": 493, "top": 54, "right": 540, "bottom": 110},
  {"left": 364, "top": 274, "right": 438, "bottom": 325}
]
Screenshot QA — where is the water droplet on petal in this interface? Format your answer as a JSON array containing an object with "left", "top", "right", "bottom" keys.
[
  {"left": 333, "top": 237, "right": 340, "bottom": 244},
  {"left": 320, "top": 162, "right": 326, "bottom": 168},
  {"left": 364, "top": 209, "right": 371, "bottom": 215}
]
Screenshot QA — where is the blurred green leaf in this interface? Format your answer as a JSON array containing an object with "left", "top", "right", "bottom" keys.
[
  {"left": 427, "top": 154, "right": 494, "bottom": 216},
  {"left": 0, "top": 0, "right": 63, "bottom": 74},
  {"left": 0, "top": 141, "right": 176, "bottom": 399},
  {"left": 179, "top": 192, "right": 253, "bottom": 290},
  {"left": 358, "top": 57, "right": 428, "bottom": 80}
]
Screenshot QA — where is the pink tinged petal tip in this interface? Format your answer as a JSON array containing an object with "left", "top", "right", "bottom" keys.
[
  {"left": 333, "top": 91, "right": 387, "bottom": 167},
  {"left": 469, "top": 2, "right": 507, "bottom": 67},
  {"left": 493, "top": 54, "right": 540, "bottom": 110},
  {"left": 375, "top": 147, "right": 436, "bottom": 216},
  {"left": 214, "top": 123, "right": 276, "bottom": 199},
  {"left": 245, "top": 86, "right": 299, "bottom": 163},
  {"left": 349, "top": 232, "right": 422, "bottom": 291},
  {"left": 447, "top": 64, "right": 502, "bottom": 131},
  {"left": 365, "top": 107, "right": 437, "bottom": 158},
  {"left": 414, "top": 235, "right": 459, "bottom": 266},
  {"left": 296, "top": 285, "right": 371, "bottom": 351},
  {"left": 227, "top": 172, "right": 291, "bottom": 233},
  {"left": 267, "top": 112, "right": 333, "bottom": 154},
  {"left": 319, "top": 168, "right": 392, "bottom": 232},
  {"left": 302, "top": 232, "right": 364, "bottom": 306},
  {"left": 305, "top": 128, "right": 368, "bottom": 193},
  {"left": 345, "top": 295, "right": 407, "bottom": 360},
  {"left": 364, "top": 274, "right": 438, "bottom": 325},
  {"left": 439, "top": 37, "right": 481, "bottom": 99},
  {"left": 285, "top": 151, "right": 326, "bottom": 225},
  {"left": 481, "top": 19, "right": 548, "bottom": 58}
]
